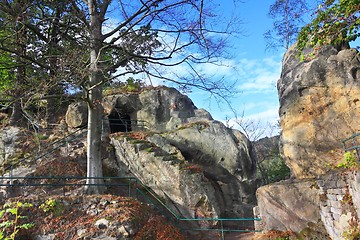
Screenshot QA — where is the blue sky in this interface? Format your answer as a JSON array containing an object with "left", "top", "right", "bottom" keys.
[
  {"left": 106, "top": 0, "right": 325, "bottom": 139},
  {"left": 188, "top": 0, "right": 285, "bottom": 138}
]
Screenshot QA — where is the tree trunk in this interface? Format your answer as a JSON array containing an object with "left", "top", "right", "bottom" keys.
[
  {"left": 46, "top": 4, "right": 63, "bottom": 124},
  {"left": 85, "top": 82, "right": 105, "bottom": 194},
  {"left": 9, "top": 1, "right": 27, "bottom": 127},
  {"left": 85, "top": 0, "right": 105, "bottom": 194},
  {"left": 9, "top": 101, "right": 23, "bottom": 127}
]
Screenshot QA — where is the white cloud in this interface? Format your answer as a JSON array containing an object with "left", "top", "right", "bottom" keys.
[
  {"left": 236, "top": 57, "right": 282, "bottom": 94},
  {"left": 224, "top": 104, "right": 280, "bottom": 140}
]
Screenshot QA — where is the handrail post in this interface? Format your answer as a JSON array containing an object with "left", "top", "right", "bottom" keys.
[
  {"left": 220, "top": 219, "right": 224, "bottom": 240},
  {"left": 10, "top": 166, "right": 13, "bottom": 185},
  {"left": 128, "top": 178, "right": 132, "bottom": 197},
  {"left": 66, "top": 137, "right": 69, "bottom": 162},
  {"left": 135, "top": 178, "right": 138, "bottom": 199}
]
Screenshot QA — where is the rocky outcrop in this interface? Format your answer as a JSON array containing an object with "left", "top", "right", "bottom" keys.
[
  {"left": 278, "top": 45, "right": 360, "bottom": 179},
  {"left": 256, "top": 170, "right": 360, "bottom": 239},
  {"left": 111, "top": 136, "right": 221, "bottom": 221},
  {"left": 102, "top": 87, "right": 213, "bottom": 133},
  {"left": 110, "top": 120, "right": 258, "bottom": 227},
  {"left": 256, "top": 44, "right": 360, "bottom": 239},
  {"left": 0, "top": 127, "right": 21, "bottom": 165},
  {"left": 99, "top": 87, "right": 258, "bottom": 226},
  {"left": 254, "top": 179, "right": 328, "bottom": 238},
  {"left": 66, "top": 87, "right": 213, "bottom": 133}
]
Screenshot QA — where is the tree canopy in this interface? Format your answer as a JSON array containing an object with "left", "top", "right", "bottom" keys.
[
  {"left": 0, "top": 0, "right": 239, "bottom": 194},
  {"left": 297, "top": 0, "right": 360, "bottom": 54}
]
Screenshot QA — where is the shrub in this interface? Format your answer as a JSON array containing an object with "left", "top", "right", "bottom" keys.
[{"left": 0, "top": 201, "right": 34, "bottom": 240}]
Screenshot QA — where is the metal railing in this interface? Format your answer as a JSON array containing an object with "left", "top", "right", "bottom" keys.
[
  {"left": 0, "top": 175, "right": 261, "bottom": 239},
  {"left": 134, "top": 179, "right": 261, "bottom": 239},
  {"left": 104, "top": 118, "right": 148, "bottom": 133},
  {"left": 4, "top": 127, "right": 87, "bottom": 178},
  {"left": 342, "top": 132, "right": 360, "bottom": 161},
  {"left": 1, "top": 120, "right": 261, "bottom": 239}
]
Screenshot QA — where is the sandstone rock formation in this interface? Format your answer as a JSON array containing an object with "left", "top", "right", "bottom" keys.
[
  {"left": 254, "top": 179, "right": 327, "bottom": 237},
  {"left": 92, "top": 87, "right": 259, "bottom": 226},
  {"left": 255, "top": 171, "right": 360, "bottom": 239},
  {"left": 278, "top": 45, "right": 360, "bottom": 179},
  {"left": 0, "top": 127, "right": 21, "bottom": 165},
  {"left": 65, "top": 87, "right": 258, "bottom": 226},
  {"left": 102, "top": 87, "right": 213, "bottom": 133},
  {"left": 110, "top": 120, "right": 257, "bottom": 227},
  {"left": 256, "top": 45, "right": 360, "bottom": 239},
  {"left": 66, "top": 87, "right": 213, "bottom": 133}
]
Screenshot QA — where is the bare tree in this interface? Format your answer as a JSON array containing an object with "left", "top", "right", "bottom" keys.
[
  {"left": 1, "top": 0, "right": 239, "bottom": 194},
  {"left": 71, "top": 0, "right": 239, "bottom": 194},
  {"left": 264, "top": 0, "right": 309, "bottom": 51}
]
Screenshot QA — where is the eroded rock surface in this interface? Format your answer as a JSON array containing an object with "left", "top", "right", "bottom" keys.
[
  {"left": 278, "top": 45, "right": 360, "bottom": 178},
  {"left": 102, "top": 87, "right": 213, "bottom": 133},
  {"left": 255, "top": 179, "right": 322, "bottom": 233},
  {"left": 65, "top": 102, "right": 88, "bottom": 128},
  {"left": 0, "top": 127, "right": 20, "bottom": 165},
  {"left": 255, "top": 170, "right": 360, "bottom": 239},
  {"left": 111, "top": 120, "right": 258, "bottom": 227},
  {"left": 256, "top": 45, "right": 360, "bottom": 239},
  {"left": 99, "top": 87, "right": 258, "bottom": 226}
]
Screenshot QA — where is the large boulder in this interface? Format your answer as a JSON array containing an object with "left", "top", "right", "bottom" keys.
[
  {"left": 160, "top": 121, "right": 257, "bottom": 203},
  {"left": 65, "top": 102, "right": 88, "bottom": 128},
  {"left": 0, "top": 127, "right": 21, "bottom": 165},
  {"left": 102, "top": 87, "right": 213, "bottom": 133},
  {"left": 255, "top": 179, "right": 325, "bottom": 235},
  {"left": 278, "top": 45, "right": 360, "bottom": 178},
  {"left": 110, "top": 119, "right": 257, "bottom": 227},
  {"left": 255, "top": 170, "right": 360, "bottom": 239}
]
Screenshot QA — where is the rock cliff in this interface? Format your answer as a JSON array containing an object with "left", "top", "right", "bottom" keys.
[
  {"left": 255, "top": 45, "right": 360, "bottom": 239},
  {"left": 278, "top": 45, "right": 360, "bottom": 179},
  {"left": 66, "top": 87, "right": 258, "bottom": 226}
]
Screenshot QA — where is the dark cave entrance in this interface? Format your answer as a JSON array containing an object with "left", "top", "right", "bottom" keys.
[{"left": 108, "top": 110, "right": 132, "bottom": 133}]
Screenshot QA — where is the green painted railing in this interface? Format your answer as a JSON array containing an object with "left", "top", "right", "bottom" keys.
[
  {"left": 4, "top": 127, "right": 87, "bottom": 177},
  {"left": 0, "top": 176, "right": 261, "bottom": 239},
  {"left": 135, "top": 179, "right": 261, "bottom": 239},
  {"left": 1, "top": 121, "right": 261, "bottom": 239},
  {"left": 342, "top": 132, "right": 360, "bottom": 161}
]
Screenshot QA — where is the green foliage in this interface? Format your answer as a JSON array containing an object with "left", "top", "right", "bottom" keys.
[
  {"left": 336, "top": 150, "right": 359, "bottom": 169},
  {"left": 297, "top": 0, "right": 360, "bottom": 55},
  {"left": 39, "top": 198, "right": 57, "bottom": 213},
  {"left": 39, "top": 198, "right": 63, "bottom": 217},
  {"left": 258, "top": 154, "right": 291, "bottom": 184},
  {"left": 342, "top": 221, "right": 360, "bottom": 239},
  {"left": 0, "top": 201, "right": 34, "bottom": 240},
  {"left": 0, "top": 50, "right": 15, "bottom": 96},
  {"left": 103, "top": 77, "right": 145, "bottom": 95}
]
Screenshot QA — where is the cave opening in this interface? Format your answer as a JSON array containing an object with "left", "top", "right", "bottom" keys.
[{"left": 108, "top": 110, "right": 132, "bottom": 133}]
